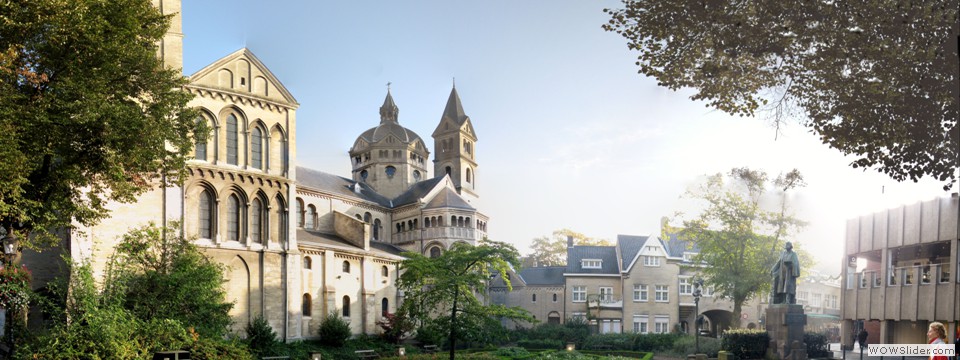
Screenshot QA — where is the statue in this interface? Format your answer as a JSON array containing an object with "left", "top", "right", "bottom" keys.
[{"left": 771, "top": 241, "right": 800, "bottom": 304}]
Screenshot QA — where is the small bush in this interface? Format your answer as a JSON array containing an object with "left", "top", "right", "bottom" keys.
[
  {"left": 804, "top": 332, "right": 830, "bottom": 358},
  {"left": 517, "top": 338, "right": 563, "bottom": 349},
  {"left": 245, "top": 315, "right": 280, "bottom": 357},
  {"left": 494, "top": 346, "right": 531, "bottom": 358},
  {"left": 318, "top": 311, "right": 352, "bottom": 347},
  {"left": 721, "top": 329, "right": 769, "bottom": 359},
  {"left": 633, "top": 333, "right": 681, "bottom": 351},
  {"left": 583, "top": 333, "right": 635, "bottom": 350},
  {"left": 671, "top": 335, "right": 721, "bottom": 357}
]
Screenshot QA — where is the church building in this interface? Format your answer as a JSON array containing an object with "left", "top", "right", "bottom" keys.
[{"left": 24, "top": 0, "right": 488, "bottom": 341}]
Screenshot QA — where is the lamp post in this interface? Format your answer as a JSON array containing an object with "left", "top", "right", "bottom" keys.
[
  {"left": 693, "top": 278, "right": 704, "bottom": 355},
  {"left": 2, "top": 233, "right": 17, "bottom": 266}
]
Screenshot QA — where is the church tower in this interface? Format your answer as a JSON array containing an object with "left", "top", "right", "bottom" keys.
[
  {"left": 432, "top": 86, "right": 478, "bottom": 201},
  {"left": 349, "top": 89, "right": 431, "bottom": 199}
]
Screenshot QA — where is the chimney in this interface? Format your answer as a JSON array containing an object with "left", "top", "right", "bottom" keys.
[{"left": 567, "top": 235, "right": 574, "bottom": 248}]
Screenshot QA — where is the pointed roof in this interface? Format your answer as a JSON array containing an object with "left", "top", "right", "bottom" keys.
[
  {"left": 423, "top": 187, "right": 475, "bottom": 210},
  {"left": 187, "top": 48, "right": 298, "bottom": 106},
  {"left": 379, "top": 90, "right": 399, "bottom": 124},
  {"left": 442, "top": 86, "right": 468, "bottom": 124}
]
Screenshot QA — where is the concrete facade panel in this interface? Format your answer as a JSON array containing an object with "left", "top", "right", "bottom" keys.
[
  {"left": 939, "top": 197, "right": 959, "bottom": 241},
  {"left": 903, "top": 203, "right": 921, "bottom": 245},
  {"left": 888, "top": 207, "right": 904, "bottom": 247},
  {"left": 920, "top": 199, "right": 940, "bottom": 243}
]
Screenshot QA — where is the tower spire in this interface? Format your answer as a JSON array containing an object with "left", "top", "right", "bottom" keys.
[{"left": 379, "top": 86, "right": 399, "bottom": 124}]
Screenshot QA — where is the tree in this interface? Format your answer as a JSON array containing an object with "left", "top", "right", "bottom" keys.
[
  {"left": 0, "top": 0, "right": 198, "bottom": 250},
  {"left": 104, "top": 222, "right": 233, "bottom": 338},
  {"left": 397, "top": 240, "right": 533, "bottom": 360},
  {"left": 528, "top": 229, "right": 611, "bottom": 267},
  {"left": 675, "top": 168, "right": 809, "bottom": 328},
  {"left": 603, "top": 1, "right": 960, "bottom": 190}
]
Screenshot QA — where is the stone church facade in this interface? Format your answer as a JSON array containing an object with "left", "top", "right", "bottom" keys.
[{"left": 25, "top": 0, "right": 488, "bottom": 341}]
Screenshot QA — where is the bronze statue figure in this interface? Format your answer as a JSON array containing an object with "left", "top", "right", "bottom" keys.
[{"left": 771, "top": 241, "right": 800, "bottom": 304}]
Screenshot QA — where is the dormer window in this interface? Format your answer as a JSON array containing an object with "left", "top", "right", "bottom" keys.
[
  {"left": 683, "top": 252, "right": 697, "bottom": 262},
  {"left": 643, "top": 256, "right": 661, "bottom": 267},
  {"left": 581, "top": 259, "right": 602, "bottom": 269}
]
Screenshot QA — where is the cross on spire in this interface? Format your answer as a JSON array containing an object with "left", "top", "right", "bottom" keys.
[{"left": 387, "top": 82, "right": 391, "bottom": 91}]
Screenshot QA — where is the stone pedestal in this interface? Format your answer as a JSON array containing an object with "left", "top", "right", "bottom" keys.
[{"left": 766, "top": 304, "right": 807, "bottom": 360}]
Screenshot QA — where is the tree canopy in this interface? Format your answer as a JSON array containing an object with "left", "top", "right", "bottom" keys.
[
  {"left": 675, "top": 168, "right": 810, "bottom": 328},
  {"left": 604, "top": 1, "right": 960, "bottom": 189},
  {"left": 0, "top": 0, "right": 198, "bottom": 248},
  {"left": 528, "top": 229, "right": 611, "bottom": 267},
  {"left": 397, "top": 240, "right": 532, "bottom": 360}
]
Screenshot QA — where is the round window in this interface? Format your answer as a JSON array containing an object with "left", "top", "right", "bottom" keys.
[
  {"left": 413, "top": 170, "right": 421, "bottom": 181},
  {"left": 360, "top": 169, "right": 368, "bottom": 180},
  {"left": 385, "top": 166, "right": 396, "bottom": 178}
]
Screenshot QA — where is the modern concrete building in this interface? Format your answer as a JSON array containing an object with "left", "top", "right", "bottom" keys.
[{"left": 841, "top": 195, "right": 959, "bottom": 347}]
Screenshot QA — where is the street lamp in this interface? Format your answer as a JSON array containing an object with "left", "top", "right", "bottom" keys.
[
  {"left": 2, "top": 233, "right": 18, "bottom": 266},
  {"left": 693, "top": 278, "right": 704, "bottom": 355}
]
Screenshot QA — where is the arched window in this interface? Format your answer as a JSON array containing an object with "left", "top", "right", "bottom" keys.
[
  {"left": 373, "top": 219, "right": 381, "bottom": 240},
  {"left": 466, "top": 217, "right": 471, "bottom": 228},
  {"left": 381, "top": 297, "right": 389, "bottom": 316},
  {"left": 304, "top": 256, "right": 312, "bottom": 269},
  {"left": 381, "top": 265, "right": 388, "bottom": 278},
  {"left": 445, "top": 166, "right": 452, "bottom": 175},
  {"left": 296, "top": 198, "right": 304, "bottom": 228},
  {"left": 227, "top": 194, "right": 240, "bottom": 241},
  {"left": 306, "top": 205, "right": 316, "bottom": 229},
  {"left": 251, "top": 127, "right": 263, "bottom": 169},
  {"left": 277, "top": 196, "right": 288, "bottom": 246},
  {"left": 430, "top": 246, "right": 441, "bottom": 258},
  {"left": 451, "top": 216, "right": 457, "bottom": 227},
  {"left": 250, "top": 198, "right": 263, "bottom": 243},
  {"left": 364, "top": 212, "right": 372, "bottom": 223},
  {"left": 342, "top": 296, "right": 351, "bottom": 317},
  {"left": 360, "top": 169, "right": 368, "bottom": 181},
  {"left": 302, "top": 293, "right": 312, "bottom": 317},
  {"left": 342, "top": 261, "right": 351, "bottom": 273},
  {"left": 198, "top": 188, "right": 214, "bottom": 239},
  {"left": 532, "top": 294, "right": 536, "bottom": 302},
  {"left": 226, "top": 114, "right": 238, "bottom": 165},
  {"left": 425, "top": 218, "right": 431, "bottom": 228},
  {"left": 355, "top": 214, "right": 362, "bottom": 220},
  {"left": 466, "top": 168, "right": 472, "bottom": 183},
  {"left": 195, "top": 117, "right": 207, "bottom": 161},
  {"left": 553, "top": 293, "right": 558, "bottom": 302}
]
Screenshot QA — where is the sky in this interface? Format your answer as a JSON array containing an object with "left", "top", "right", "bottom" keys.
[{"left": 180, "top": 0, "right": 953, "bottom": 274}]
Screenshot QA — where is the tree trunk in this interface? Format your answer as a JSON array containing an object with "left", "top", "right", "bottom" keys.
[
  {"left": 448, "top": 286, "right": 458, "bottom": 360},
  {"left": 732, "top": 299, "right": 743, "bottom": 329}
]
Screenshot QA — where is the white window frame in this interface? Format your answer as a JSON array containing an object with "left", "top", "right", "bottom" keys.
[
  {"left": 797, "top": 291, "right": 808, "bottom": 301},
  {"left": 572, "top": 312, "right": 586, "bottom": 321},
  {"left": 654, "top": 316, "right": 670, "bottom": 334},
  {"left": 679, "top": 277, "right": 692, "bottom": 295},
  {"left": 633, "top": 284, "right": 648, "bottom": 302},
  {"left": 643, "top": 256, "right": 661, "bottom": 267},
  {"left": 812, "top": 293, "right": 822, "bottom": 307},
  {"left": 599, "top": 287, "right": 613, "bottom": 301},
  {"left": 655, "top": 285, "right": 669, "bottom": 302},
  {"left": 572, "top": 286, "right": 587, "bottom": 302},
  {"left": 581, "top": 259, "right": 602, "bottom": 269},
  {"left": 633, "top": 315, "right": 649, "bottom": 334}
]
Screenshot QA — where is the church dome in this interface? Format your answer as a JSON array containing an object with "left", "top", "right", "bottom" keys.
[{"left": 355, "top": 90, "right": 424, "bottom": 146}]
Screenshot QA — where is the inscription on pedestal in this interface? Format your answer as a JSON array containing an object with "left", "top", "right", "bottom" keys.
[{"left": 783, "top": 313, "right": 806, "bottom": 325}]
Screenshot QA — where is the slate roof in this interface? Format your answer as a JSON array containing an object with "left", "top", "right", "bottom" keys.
[
  {"left": 296, "top": 166, "right": 392, "bottom": 207},
  {"left": 392, "top": 176, "right": 445, "bottom": 208},
  {"left": 617, "top": 234, "right": 648, "bottom": 272},
  {"left": 423, "top": 187, "right": 474, "bottom": 210},
  {"left": 296, "top": 229, "right": 403, "bottom": 259},
  {"left": 662, "top": 232, "right": 699, "bottom": 259},
  {"left": 442, "top": 87, "right": 468, "bottom": 124},
  {"left": 565, "top": 246, "right": 619, "bottom": 274},
  {"left": 518, "top": 266, "right": 565, "bottom": 285}
]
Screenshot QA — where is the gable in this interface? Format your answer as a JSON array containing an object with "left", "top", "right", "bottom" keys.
[
  {"left": 460, "top": 119, "right": 477, "bottom": 141},
  {"left": 188, "top": 48, "right": 298, "bottom": 107},
  {"left": 431, "top": 117, "right": 460, "bottom": 137}
]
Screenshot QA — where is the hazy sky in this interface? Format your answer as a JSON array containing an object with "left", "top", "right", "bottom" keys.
[{"left": 180, "top": 1, "right": 952, "bottom": 273}]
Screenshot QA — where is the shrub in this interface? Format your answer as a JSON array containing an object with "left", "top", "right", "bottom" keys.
[
  {"left": 583, "top": 333, "right": 635, "bottom": 350},
  {"left": 318, "top": 311, "right": 352, "bottom": 347},
  {"left": 804, "top": 332, "right": 830, "bottom": 358},
  {"left": 671, "top": 335, "right": 721, "bottom": 357},
  {"left": 517, "top": 338, "right": 563, "bottom": 349},
  {"left": 633, "top": 333, "right": 681, "bottom": 352},
  {"left": 721, "top": 329, "right": 769, "bottom": 359},
  {"left": 494, "top": 346, "right": 531, "bottom": 358},
  {"left": 245, "top": 315, "right": 280, "bottom": 357},
  {"left": 378, "top": 312, "right": 414, "bottom": 344}
]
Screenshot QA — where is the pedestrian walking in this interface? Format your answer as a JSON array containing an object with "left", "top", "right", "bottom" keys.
[
  {"left": 927, "top": 322, "right": 948, "bottom": 360},
  {"left": 858, "top": 328, "right": 868, "bottom": 351}
]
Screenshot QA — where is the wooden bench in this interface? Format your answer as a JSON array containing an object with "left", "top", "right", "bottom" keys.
[
  {"left": 423, "top": 345, "right": 439, "bottom": 354},
  {"left": 354, "top": 350, "right": 380, "bottom": 359}
]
